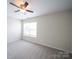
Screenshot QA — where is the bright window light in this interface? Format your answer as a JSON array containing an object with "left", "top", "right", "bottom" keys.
[{"left": 23, "top": 22, "right": 37, "bottom": 37}]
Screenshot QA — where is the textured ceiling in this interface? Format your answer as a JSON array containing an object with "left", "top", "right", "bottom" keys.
[{"left": 7, "top": 0, "right": 72, "bottom": 19}]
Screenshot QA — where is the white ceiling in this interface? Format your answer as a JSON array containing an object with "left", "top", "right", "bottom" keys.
[{"left": 7, "top": 0, "right": 72, "bottom": 19}]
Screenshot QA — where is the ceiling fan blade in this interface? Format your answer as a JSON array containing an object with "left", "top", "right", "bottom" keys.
[
  {"left": 24, "top": 2, "right": 29, "bottom": 7},
  {"left": 26, "top": 10, "right": 34, "bottom": 13},
  {"left": 9, "top": 2, "right": 20, "bottom": 8},
  {"left": 14, "top": 10, "right": 20, "bottom": 12}
]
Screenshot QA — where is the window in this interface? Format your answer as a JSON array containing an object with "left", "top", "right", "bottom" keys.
[{"left": 23, "top": 22, "right": 37, "bottom": 37}]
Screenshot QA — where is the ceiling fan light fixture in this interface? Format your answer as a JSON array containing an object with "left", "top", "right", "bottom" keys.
[{"left": 20, "top": 9, "right": 26, "bottom": 13}]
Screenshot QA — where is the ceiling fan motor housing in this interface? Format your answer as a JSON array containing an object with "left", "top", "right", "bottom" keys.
[{"left": 20, "top": 2, "right": 28, "bottom": 9}]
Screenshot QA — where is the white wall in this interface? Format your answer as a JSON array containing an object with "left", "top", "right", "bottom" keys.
[
  {"left": 23, "top": 10, "right": 72, "bottom": 52},
  {"left": 7, "top": 16, "right": 21, "bottom": 43}
]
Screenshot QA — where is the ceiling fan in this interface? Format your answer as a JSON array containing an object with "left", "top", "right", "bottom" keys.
[{"left": 9, "top": 1, "right": 33, "bottom": 13}]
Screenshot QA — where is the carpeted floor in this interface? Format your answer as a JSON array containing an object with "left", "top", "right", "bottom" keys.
[{"left": 7, "top": 40, "right": 70, "bottom": 59}]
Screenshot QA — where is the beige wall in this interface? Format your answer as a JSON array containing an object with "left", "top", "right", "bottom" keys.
[
  {"left": 7, "top": 16, "right": 21, "bottom": 43},
  {"left": 23, "top": 10, "right": 72, "bottom": 52}
]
